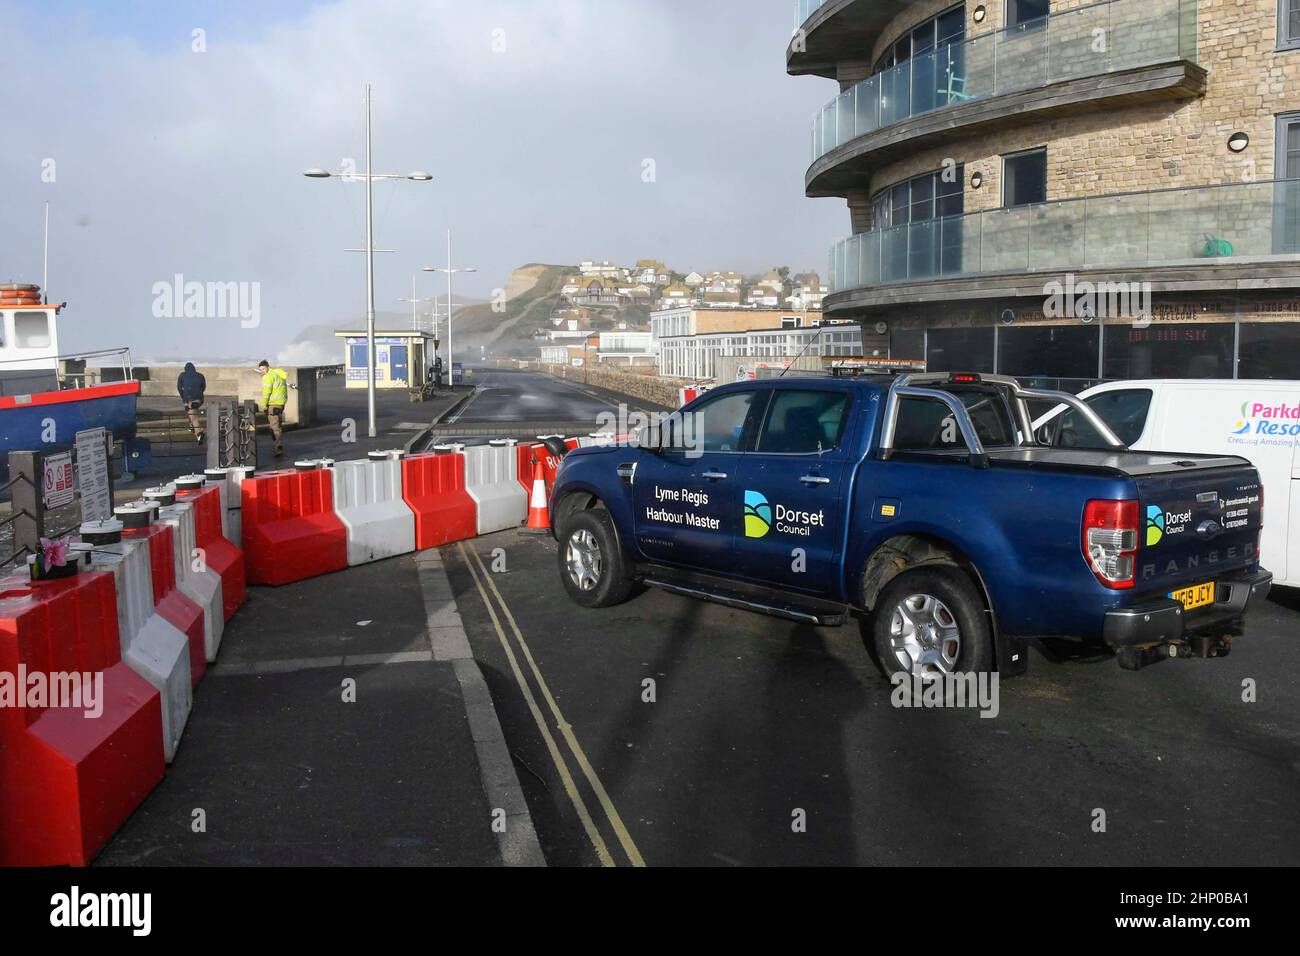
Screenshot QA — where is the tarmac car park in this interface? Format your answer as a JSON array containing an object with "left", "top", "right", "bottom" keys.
[{"left": 548, "top": 372, "right": 1273, "bottom": 675}]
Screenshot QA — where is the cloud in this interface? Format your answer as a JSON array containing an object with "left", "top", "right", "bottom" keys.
[{"left": 0, "top": 0, "right": 842, "bottom": 359}]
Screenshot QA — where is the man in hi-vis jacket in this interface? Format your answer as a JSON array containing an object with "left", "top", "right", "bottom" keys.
[{"left": 257, "top": 360, "right": 289, "bottom": 457}]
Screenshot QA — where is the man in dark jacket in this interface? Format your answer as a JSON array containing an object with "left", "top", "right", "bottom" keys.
[{"left": 177, "top": 362, "right": 207, "bottom": 443}]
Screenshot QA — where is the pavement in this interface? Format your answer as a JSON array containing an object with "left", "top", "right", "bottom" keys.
[{"left": 97, "top": 372, "right": 545, "bottom": 867}]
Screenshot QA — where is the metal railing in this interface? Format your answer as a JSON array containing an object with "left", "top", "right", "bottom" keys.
[
  {"left": 829, "top": 179, "right": 1300, "bottom": 293},
  {"left": 811, "top": 0, "right": 1197, "bottom": 164},
  {"left": 0, "top": 346, "right": 136, "bottom": 395}
]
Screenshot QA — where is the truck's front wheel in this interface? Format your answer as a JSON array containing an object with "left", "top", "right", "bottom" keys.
[
  {"left": 557, "top": 508, "right": 635, "bottom": 608},
  {"left": 869, "top": 567, "right": 994, "bottom": 679}
]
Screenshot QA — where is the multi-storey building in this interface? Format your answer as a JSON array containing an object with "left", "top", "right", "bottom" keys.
[
  {"left": 789, "top": 0, "right": 1300, "bottom": 383},
  {"left": 651, "top": 306, "right": 868, "bottom": 379}
]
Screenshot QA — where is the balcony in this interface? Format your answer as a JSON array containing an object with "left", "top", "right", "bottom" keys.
[
  {"left": 788, "top": 0, "right": 916, "bottom": 79},
  {"left": 826, "top": 180, "right": 1300, "bottom": 309},
  {"left": 807, "top": 0, "right": 1201, "bottom": 196}
]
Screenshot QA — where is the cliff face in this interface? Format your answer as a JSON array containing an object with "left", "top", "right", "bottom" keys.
[{"left": 453, "top": 263, "right": 573, "bottom": 355}]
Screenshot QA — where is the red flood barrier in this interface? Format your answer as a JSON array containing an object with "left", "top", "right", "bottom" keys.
[
  {"left": 178, "top": 484, "right": 245, "bottom": 620},
  {"left": 241, "top": 469, "right": 347, "bottom": 585},
  {"left": 125, "top": 523, "right": 206, "bottom": 689},
  {"left": 0, "top": 571, "right": 164, "bottom": 866},
  {"left": 401, "top": 452, "right": 478, "bottom": 550}
]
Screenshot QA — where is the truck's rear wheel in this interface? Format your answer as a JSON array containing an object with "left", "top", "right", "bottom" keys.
[
  {"left": 869, "top": 567, "right": 993, "bottom": 679},
  {"left": 557, "top": 508, "right": 634, "bottom": 608}
]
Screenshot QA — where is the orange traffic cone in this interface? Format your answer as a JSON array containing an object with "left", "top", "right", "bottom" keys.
[{"left": 521, "top": 470, "right": 551, "bottom": 534}]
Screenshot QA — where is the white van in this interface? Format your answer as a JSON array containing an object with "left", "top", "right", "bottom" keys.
[{"left": 1033, "top": 379, "right": 1300, "bottom": 588}]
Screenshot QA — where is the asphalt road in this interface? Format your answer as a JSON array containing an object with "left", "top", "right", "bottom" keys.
[
  {"left": 444, "top": 528, "right": 1300, "bottom": 867},
  {"left": 445, "top": 369, "right": 631, "bottom": 428}
]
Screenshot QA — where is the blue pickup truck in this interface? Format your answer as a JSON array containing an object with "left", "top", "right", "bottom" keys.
[{"left": 549, "top": 372, "right": 1272, "bottom": 676}]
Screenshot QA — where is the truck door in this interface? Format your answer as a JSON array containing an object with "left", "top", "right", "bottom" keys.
[
  {"left": 734, "top": 387, "right": 853, "bottom": 594},
  {"left": 631, "top": 388, "right": 760, "bottom": 572}
]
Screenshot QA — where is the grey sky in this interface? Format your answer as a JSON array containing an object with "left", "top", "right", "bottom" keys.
[{"left": 1, "top": 0, "right": 845, "bottom": 360}]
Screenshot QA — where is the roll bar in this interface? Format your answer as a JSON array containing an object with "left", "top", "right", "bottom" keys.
[{"left": 879, "top": 372, "right": 1125, "bottom": 466}]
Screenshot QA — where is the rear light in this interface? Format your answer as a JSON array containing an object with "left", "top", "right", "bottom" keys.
[
  {"left": 1082, "top": 499, "right": 1139, "bottom": 589},
  {"left": 948, "top": 373, "right": 981, "bottom": 383}
]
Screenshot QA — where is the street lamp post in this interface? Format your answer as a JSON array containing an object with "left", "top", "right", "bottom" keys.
[
  {"left": 399, "top": 274, "right": 434, "bottom": 331},
  {"left": 424, "top": 228, "right": 476, "bottom": 387},
  {"left": 305, "top": 83, "right": 431, "bottom": 438}
]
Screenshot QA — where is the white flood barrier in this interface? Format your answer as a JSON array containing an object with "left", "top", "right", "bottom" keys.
[
  {"left": 464, "top": 440, "right": 527, "bottom": 535},
  {"left": 331, "top": 459, "right": 416, "bottom": 565},
  {"left": 157, "top": 501, "right": 225, "bottom": 662},
  {"left": 81, "top": 520, "right": 192, "bottom": 763}
]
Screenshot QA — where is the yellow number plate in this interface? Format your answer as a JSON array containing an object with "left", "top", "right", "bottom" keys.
[{"left": 1170, "top": 582, "right": 1215, "bottom": 611}]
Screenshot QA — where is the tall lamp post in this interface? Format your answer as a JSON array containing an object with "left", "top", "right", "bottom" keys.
[
  {"left": 400, "top": 274, "right": 435, "bottom": 331},
  {"left": 305, "top": 83, "right": 431, "bottom": 438},
  {"left": 423, "top": 228, "right": 476, "bottom": 386}
]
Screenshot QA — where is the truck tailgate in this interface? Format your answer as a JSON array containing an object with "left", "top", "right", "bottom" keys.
[{"left": 1136, "top": 466, "right": 1263, "bottom": 595}]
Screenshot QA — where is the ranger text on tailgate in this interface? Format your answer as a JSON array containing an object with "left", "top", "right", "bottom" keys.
[{"left": 549, "top": 372, "right": 1272, "bottom": 676}]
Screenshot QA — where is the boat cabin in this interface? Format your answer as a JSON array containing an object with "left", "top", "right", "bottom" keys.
[{"left": 0, "top": 284, "right": 60, "bottom": 397}]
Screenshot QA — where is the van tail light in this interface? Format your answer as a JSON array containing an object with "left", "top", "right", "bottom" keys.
[{"left": 1083, "top": 499, "right": 1139, "bottom": 590}]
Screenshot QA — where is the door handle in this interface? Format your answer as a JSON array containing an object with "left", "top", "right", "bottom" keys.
[
  {"left": 702, "top": 471, "right": 728, "bottom": 480},
  {"left": 800, "top": 474, "right": 831, "bottom": 485}
]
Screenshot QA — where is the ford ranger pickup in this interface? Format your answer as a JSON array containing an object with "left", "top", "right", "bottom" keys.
[{"left": 548, "top": 372, "right": 1272, "bottom": 676}]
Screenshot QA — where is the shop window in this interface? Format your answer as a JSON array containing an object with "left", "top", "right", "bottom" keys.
[
  {"left": 927, "top": 327, "right": 995, "bottom": 373},
  {"left": 890, "top": 328, "right": 926, "bottom": 361},
  {"left": 998, "top": 325, "right": 1099, "bottom": 381},
  {"left": 1240, "top": 322, "right": 1300, "bottom": 378},
  {"left": 1102, "top": 324, "right": 1234, "bottom": 379},
  {"left": 1003, "top": 148, "right": 1047, "bottom": 208}
]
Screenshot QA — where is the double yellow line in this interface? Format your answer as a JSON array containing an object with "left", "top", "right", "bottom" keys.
[{"left": 457, "top": 541, "right": 645, "bottom": 867}]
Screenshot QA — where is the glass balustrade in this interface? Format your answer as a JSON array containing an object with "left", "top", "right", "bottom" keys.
[
  {"left": 810, "top": 0, "right": 1196, "bottom": 164},
  {"left": 794, "top": 0, "right": 829, "bottom": 31},
  {"left": 828, "top": 179, "right": 1300, "bottom": 293}
]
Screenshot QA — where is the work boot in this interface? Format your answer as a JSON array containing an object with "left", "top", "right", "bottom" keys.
[
  {"left": 196, "top": 431, "right": 205, "bottom": 444},
  {"left": 274, "top": 444, "right": 284, "bottom": 457}
]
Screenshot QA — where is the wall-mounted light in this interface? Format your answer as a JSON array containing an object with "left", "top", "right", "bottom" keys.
[
  {"left": 971, "top": 171, "right": 984, "bottom": 189},
  {"left": 1227, "top": 131, "right": 1250, "bottom": 153},
  {"left": 874, "top": 321, "right": 889, "bottom": 335},
  {"left": 973, "top": 5, "right": 987, "bottom": 23}
]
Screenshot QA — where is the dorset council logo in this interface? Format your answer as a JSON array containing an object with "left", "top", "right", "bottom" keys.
[
  {"left": 744, "top": 490, "right": 772, "bottom": 538},
  {"left": 1145, "top": 504, "right": 1165, "bottom": 546}
]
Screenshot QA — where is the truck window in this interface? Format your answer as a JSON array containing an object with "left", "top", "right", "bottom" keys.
[
  {"left": 755, "top": 390, "right": 850, "bottom": 453},
  {"left": 894, "top": 390, "right": 1017, "bottom": 451},
  {"left": 1055, "top": 388, "right": 1152, "bottom": 447},
  {"left": 695, "top": 391, "right": 756, "bottom": 452}
]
